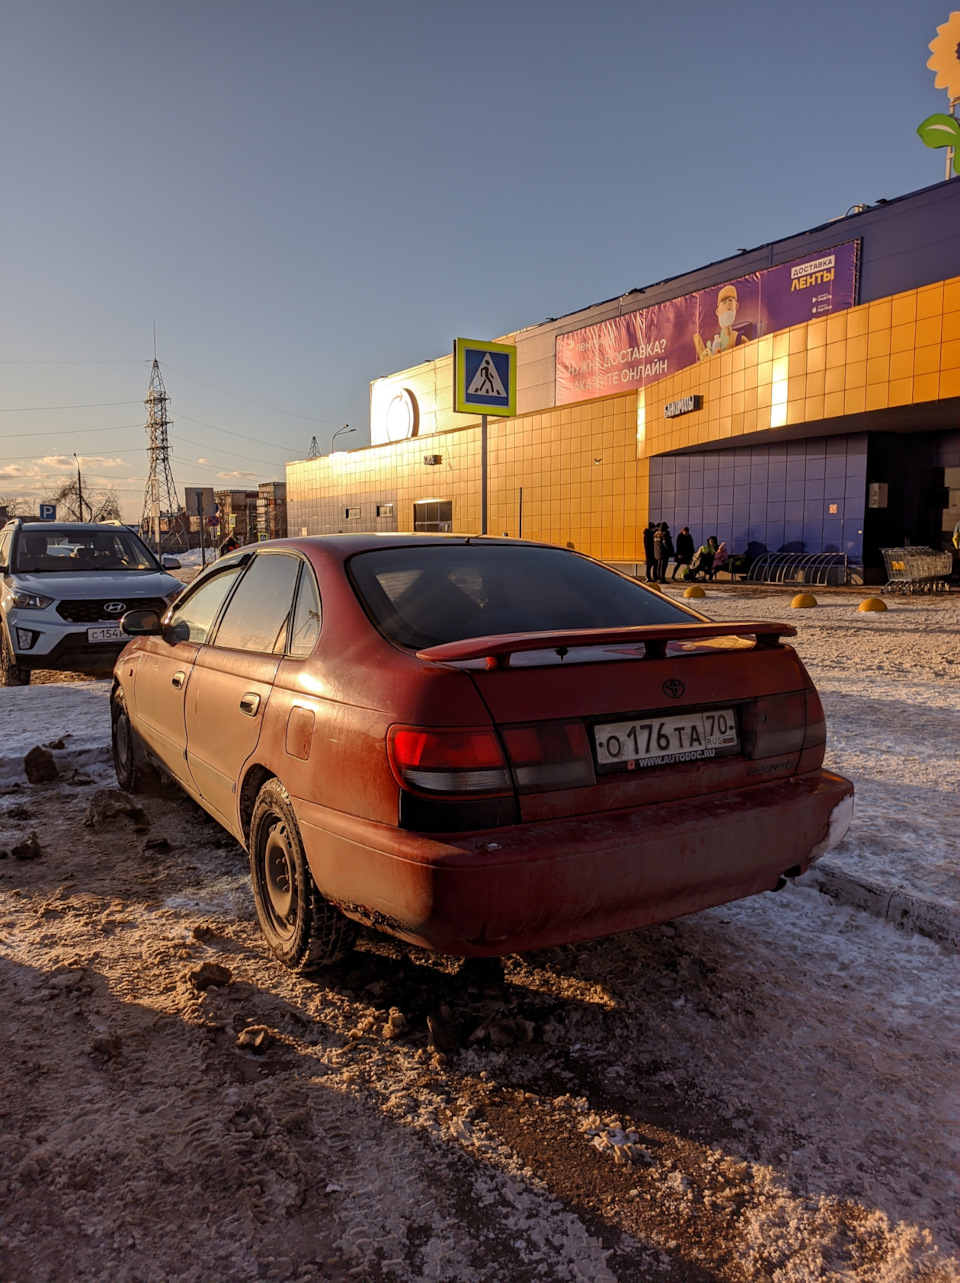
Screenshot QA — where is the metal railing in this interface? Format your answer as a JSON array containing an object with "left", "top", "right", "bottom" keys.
[{"left": 746, "top": 552, "right": 855, "bottom": 586}]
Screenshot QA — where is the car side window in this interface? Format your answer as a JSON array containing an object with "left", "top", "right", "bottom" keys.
[
  {"left": 0, "top": 531, "right": 11, "bottom": 571},
  {"left": 287, "top": 565, "right": 322, "bottom": 658},
  {"left": 167, "top": 567, "right": 244, "bottom": 644},
  {"left": 212, "top": 553, "right": 301, "bottom": 654}
]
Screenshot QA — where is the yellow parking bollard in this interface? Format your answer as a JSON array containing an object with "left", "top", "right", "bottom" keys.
[
  {"left": 858, "top": 597, "right": 887, "bottom": 612},
  {"left": 791, "top": 593, "right": 818, "bottom": 608},
  {"left": 683, "top": 585, "right": 706, "bottom": 598}
]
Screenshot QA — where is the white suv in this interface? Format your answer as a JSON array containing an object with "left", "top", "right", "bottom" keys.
[{"left": 0, "top": 520, "right": 184, "bottom": 685}]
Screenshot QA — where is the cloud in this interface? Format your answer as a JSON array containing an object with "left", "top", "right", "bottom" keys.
[
  {"left": 216, "top": 470, "right": 260, "bottom": 480},
  {"left": 197, "top": 457, "right": 211, "bottom": 464}
]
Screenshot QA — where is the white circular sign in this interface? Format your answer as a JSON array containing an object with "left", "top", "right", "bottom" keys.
[{"left": 384, "top": 388, "right": 419, "bottom": 442}]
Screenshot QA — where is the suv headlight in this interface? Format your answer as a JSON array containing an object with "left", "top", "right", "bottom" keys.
[{"left": 10, "top": 589, "right": 54, "bottom": 610}]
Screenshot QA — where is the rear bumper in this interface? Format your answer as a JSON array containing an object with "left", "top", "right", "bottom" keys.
[{"left": 294, "top": 769, "right": 854, "bottom": 956}]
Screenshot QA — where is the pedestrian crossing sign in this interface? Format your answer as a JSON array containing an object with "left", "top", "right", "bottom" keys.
[{"left": 454, "top": 337, "right": 517, "bottom": 417}]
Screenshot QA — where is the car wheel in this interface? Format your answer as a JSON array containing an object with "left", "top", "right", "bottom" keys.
[
  {"left": 111, "top": 685, "right": 156, "bottom": 793},
  {"left": 0, "top": 625, "right": 30, "bottom": 686},
  {"left": 249, "top": 778, "right": 356, "bottom": 971}
]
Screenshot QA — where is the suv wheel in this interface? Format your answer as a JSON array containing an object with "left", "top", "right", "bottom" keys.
[
  {"left": 249, "top": 778, "right": 356, "bottom": 971},
  {"left": 0, "top": 625, "right": 30, "bottom": 686}
]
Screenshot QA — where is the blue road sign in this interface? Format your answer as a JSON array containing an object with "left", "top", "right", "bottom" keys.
[
  {"left": 39, "top": 503, "right": 56, "bottom": 521},
  {"left": 454, "top": 338, "right": 517, "bottom": 416}
]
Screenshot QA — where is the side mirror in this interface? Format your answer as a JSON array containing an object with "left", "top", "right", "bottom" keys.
[
  {"left": 161, "top": 555, "right": 182, "bottom": 570},
  {"left": 121, "top": 608, "right": 164, "bottom": 636}
]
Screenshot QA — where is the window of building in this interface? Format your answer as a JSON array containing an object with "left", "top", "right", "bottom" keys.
[
  {"left": 413, "top": 500, "right": 452, "bottom": 533},
  {"left": 345, "top": 507, "right": 361, "bottom": 520},
  {"left": 377, "top": 503, "right": 395, "bottom": 518}
]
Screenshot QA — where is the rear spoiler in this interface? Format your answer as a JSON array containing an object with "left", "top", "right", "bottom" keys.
[{"left": 418, "top": 621, "right": 797, "bottom": 669}]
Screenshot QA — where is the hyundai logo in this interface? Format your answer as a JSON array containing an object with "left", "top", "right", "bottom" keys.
[
  {"left": 662, "top": 678, "right": 684, "bottom": 699},
  {"left": 103, "top": 602, "right": 127, "bottom": 614}
]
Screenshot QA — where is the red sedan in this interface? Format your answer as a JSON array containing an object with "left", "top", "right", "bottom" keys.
[{"left": 111, "top": 535, "right": 853, "bottom": 970}]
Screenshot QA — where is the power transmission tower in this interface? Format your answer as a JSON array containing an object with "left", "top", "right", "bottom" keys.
[
  {"left": 307, "top": 435, "right": 321, "bottom": 459},
  {"left": 140, "top": 359, "right": 185, "bottom": 552}
]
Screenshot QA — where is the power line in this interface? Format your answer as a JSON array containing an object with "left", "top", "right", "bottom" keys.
[
  {"left": 0, "top": 359, "right": 147, "bottom": 366},
  {"left": 0, "top": 423, "right": 144, "bottom": 440},
  {"left": 175, "top": 411, "right": 302, "bottom": 454},
  {"left": 170, "top": 433, "right": 289, "bottom": 469},
  {"left": 163, "top": 364, "right": 344, "bottom": 424},
  {"left": 0, "top": 400, "right": 142, "bottom": 412}
]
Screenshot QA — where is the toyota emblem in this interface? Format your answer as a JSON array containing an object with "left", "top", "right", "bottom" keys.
[
  {"left": 103, "top": 602, "right": 127, "bottom": 614},
  {"left": 662, "top": 678, "right": 684, "bottom": 699}
]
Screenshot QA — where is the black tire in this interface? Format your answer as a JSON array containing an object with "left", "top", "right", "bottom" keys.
[
  {"left": 0, "top": 624, "right": 30, "bottom": 686},
  {"left": 111, "top": 685, "right": 157, "bottom": 793},
  {"left": 249, "top": 777, "right": 356, "bottom": 971}
]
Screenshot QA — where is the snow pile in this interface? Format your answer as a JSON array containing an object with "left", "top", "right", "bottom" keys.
[
  {"left": 175, "top": 546, "right": 218, "bottom": 568},
  {"left": 0, "top": 681, "right": 113, "bottom": 784}
]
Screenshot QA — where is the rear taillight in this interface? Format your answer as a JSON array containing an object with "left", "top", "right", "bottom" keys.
[
  {"left": 802, "top": 687, "right": 826, "bottom": 748},
  {"left": 501, "top": 721, "right": 595, "bottom": 793},
  {"left": 796, "top": 687, "right": 827, "bottom": 773},
  {"left": 740, "top": 693, "right": 807, "bottom": 759},
  {"left": 388, "top": 726, "right": 511, "bottom": 796}
]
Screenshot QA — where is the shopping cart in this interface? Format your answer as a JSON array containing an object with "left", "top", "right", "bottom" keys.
[{"left": 880, "top": 547, "right": 953, "bottom": 594}]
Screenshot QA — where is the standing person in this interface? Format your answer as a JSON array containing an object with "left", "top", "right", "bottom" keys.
[
  {"left": 219, "top": 533, "right": 240, "bottom": 558},
  {"left": 642, "top": 522, "right": 656, "bottom": 581},
  {"left": 672, "top": 526, "right": 694, "bottom": 580},
  {"left": 655, "top": 522, "right": 674, "bottom": 583}
]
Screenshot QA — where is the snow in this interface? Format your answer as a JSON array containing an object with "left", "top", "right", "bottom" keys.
[
  {"left": 175, "top": 546, "right": 219, "bottom": 568},
  {"left": 0, "top": 587, "right": 956, "bottom": 1279},
  {"left": 668, "top": 586, "right": 960, "bottom": 916},
  {"left": 0, "top": 680, "right": 112, "bottom": 784}
]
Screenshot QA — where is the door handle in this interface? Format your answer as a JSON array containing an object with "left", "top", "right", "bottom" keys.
[
  {"left": 171, "top": 671, "right": 186, "bottom": 689},
  {"left": 239, "top": 692, "right": 261, "bottom": 717}
]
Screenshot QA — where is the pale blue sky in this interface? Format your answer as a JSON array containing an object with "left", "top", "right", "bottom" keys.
[{"left": 0, "top": 0, "right": 953, "bottom": 519}]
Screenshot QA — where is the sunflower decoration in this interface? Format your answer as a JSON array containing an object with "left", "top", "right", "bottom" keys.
[
  {"left": 918, "top": 12, "right": 960, "bottom": 173},
  {"left": 927, "top": 11, "right": 960, "bottom": 101}
]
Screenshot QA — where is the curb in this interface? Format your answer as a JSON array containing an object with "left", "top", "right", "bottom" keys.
[{"left": 799, "top": 861, "right": 959, "bottom": 951}]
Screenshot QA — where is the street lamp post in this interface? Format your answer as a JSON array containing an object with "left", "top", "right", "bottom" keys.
[{"left": 331, "top": 425, "right": 356, "bottom": 452}]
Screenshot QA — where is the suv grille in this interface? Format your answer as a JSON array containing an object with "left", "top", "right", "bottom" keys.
[{"left": 56, "top": 597, "right": 169, "bottom": 623}]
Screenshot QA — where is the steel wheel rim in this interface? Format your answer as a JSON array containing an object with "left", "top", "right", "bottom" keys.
[
  {"left": 258, "top": 815, "right": 298, "bottom": 940},
  {"left": 115, "top": 709, "right": 134, "bottom": 776}
]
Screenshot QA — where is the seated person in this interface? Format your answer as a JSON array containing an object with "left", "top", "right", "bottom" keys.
[{"left": 18, "top": 533, "right": 51, "bottom": 571}]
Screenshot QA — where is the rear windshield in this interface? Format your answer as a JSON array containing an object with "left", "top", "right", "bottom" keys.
[
  {"left": 349, "top": 544, "right": 698, "bottom": 648},
  {"left": 13, "top": 527, "right": 158, "bottom": 573}
]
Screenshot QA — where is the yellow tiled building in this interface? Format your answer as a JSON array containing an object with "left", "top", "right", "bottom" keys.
[{"left": 288, "top": 183, "right": 960, "bottom": 580}]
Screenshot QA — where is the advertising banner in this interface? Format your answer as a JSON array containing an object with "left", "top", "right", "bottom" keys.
[{"left": 555, "top": 241, "right": 858, "bottom": 406}]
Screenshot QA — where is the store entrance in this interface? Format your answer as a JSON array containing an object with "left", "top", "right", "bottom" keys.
[
  {"left": 863, "top": 431, "right": 958, "bottom": 576},
  {"left": 413, "top": 500, "right": 453, "bottom": 532}
]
